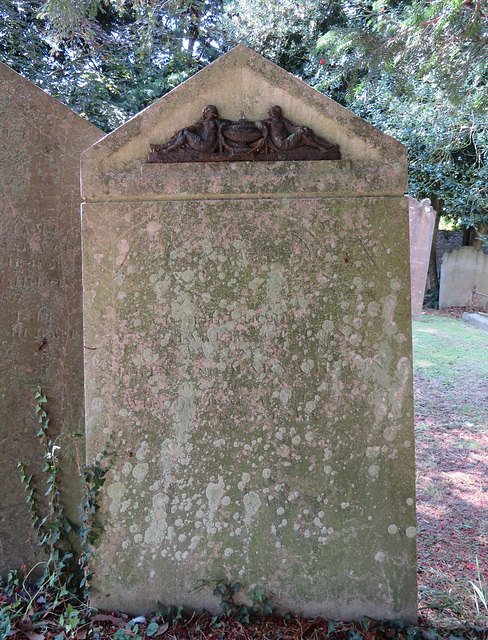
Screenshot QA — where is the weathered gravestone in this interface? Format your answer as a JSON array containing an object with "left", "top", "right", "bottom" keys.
[
  {"left": 407, "top": 197, "right": 436, "bottom": 318},
  {"left": 439, "top": 245, "right": 488, "bottom": 308},
  {"left": 0, "top": 63, "right": 103, "bottom": 574},
  {"left": 81, "top": 46, "right": 417, "bottom": 622}
]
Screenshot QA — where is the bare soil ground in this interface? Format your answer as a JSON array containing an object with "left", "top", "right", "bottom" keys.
[{"left": 413, "top": 310, "right": 488, "bottom": 627}]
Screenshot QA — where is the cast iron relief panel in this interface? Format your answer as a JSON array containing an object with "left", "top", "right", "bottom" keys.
[{"left": 149, "top": 105, "right": 340, "bottom": 163}]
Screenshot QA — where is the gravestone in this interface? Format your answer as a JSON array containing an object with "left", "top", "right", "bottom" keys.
[
  {"left": 408, "top": 196, "right": 436, "bottom": 318},
  {"left": 439, "top": 245, "right": 488, "bottom": 308},
  {"left": 81, "top": 46, "right": 417, "bottom": 622},
  {"left": 0, "top": 63, "right": 103, "bottom": 575}
]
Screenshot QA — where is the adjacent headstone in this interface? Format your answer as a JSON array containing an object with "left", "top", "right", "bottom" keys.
[
  {"left": 439, "top": 246, "right": 488, "bottom": 308},
  {"left": 462, "top": 312, "right": 488, "bottom": 332},
  {"left": 408, "top": 196, "right": 436, "bottom": 318},
  {"left": 81, "top": 46, "right": 417, "bottom": 622},
  {"left": 0, "top": 63, "right": 103, "bottom": 575}
]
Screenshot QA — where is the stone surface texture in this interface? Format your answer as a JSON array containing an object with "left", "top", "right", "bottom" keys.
[
  {"left": 462, "top": 312, "right": 488, "bottom": 332},
  {"left": 407, "top": 196, "right": 436, "bottom": 318},
  {"left": 439, "top": 245, "right": 488, "bottom": 308},
  {"left": 81, "top": 46, "right": 416, "bottom": 622},
  {"left": 0, "top": 62, "right": 103, "bottom": 575}
]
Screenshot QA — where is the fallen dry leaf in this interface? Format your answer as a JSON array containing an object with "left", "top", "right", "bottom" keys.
[{"left": 91, "top": 613, "right": 126, "bottom": 627}]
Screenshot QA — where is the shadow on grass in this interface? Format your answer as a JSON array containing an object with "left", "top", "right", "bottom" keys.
[{"left": 412, "top": 315, "right": 488, "bottom": 626}]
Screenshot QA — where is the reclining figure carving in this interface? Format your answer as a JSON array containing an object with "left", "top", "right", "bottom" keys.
[{"left": 149, "top": 105, "right": 340, "bottom": 163}]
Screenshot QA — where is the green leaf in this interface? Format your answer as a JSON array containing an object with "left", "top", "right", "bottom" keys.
[{"left": 146, "top": 622, "right": 159, "bottom": 637}]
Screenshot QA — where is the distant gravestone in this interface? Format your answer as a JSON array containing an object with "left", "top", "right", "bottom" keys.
[
  {"left": 408, "top": 196, "right": 436, "bottom": 318},
  {"left": 0, "top": 63, "right": 103, "bottom": 574},
  {"left": 440, "top": 245, "right": 488, "bottom": 308},
  {"left": 81, "top": 46, "right": 417, "bottom": 622}
]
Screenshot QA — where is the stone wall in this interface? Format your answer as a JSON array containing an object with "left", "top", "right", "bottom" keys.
[{"left": 0, "top": 63, "right": 103, "bottom": 575}]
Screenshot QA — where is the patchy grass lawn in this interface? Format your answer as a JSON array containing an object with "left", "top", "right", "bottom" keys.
[{"left": 413, "top": 313, "right": 488, "bottom": 627}]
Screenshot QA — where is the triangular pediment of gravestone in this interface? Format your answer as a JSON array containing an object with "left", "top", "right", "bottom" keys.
[{"left": 81, "top": 45, "right": 406, "bottom": 200}]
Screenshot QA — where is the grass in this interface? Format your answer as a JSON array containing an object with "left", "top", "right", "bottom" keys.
[
  {"left": 412, "top": 315, "right": 488, "bottom": 379},
  {"left": 412, "top": 315, "right": 488, "bottom": 427},
  {"left": 412, "top": 313, "right": 488, "bottom": 628}
]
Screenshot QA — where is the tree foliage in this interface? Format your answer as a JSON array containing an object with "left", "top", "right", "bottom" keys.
[
  {"left": 222, "top": 0, "right": 343, "bottom": 81},
  {"left": 0, "top": 0, "right": 52, "bottom": 82},
  {"left": 1, "top": 0, "right": 488, "bottom": 242},
  {"left": 314, "top": 0, "right": 488, "bottom": 239},
  {"left": 0, "top": 0, "right": 224, "bottom": 130},
  {"left": 315, "top": 0, "right": 488, "bottom": 107},
  {"left": 350, "top": 79, "right": 488, "bottom": 232}
]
